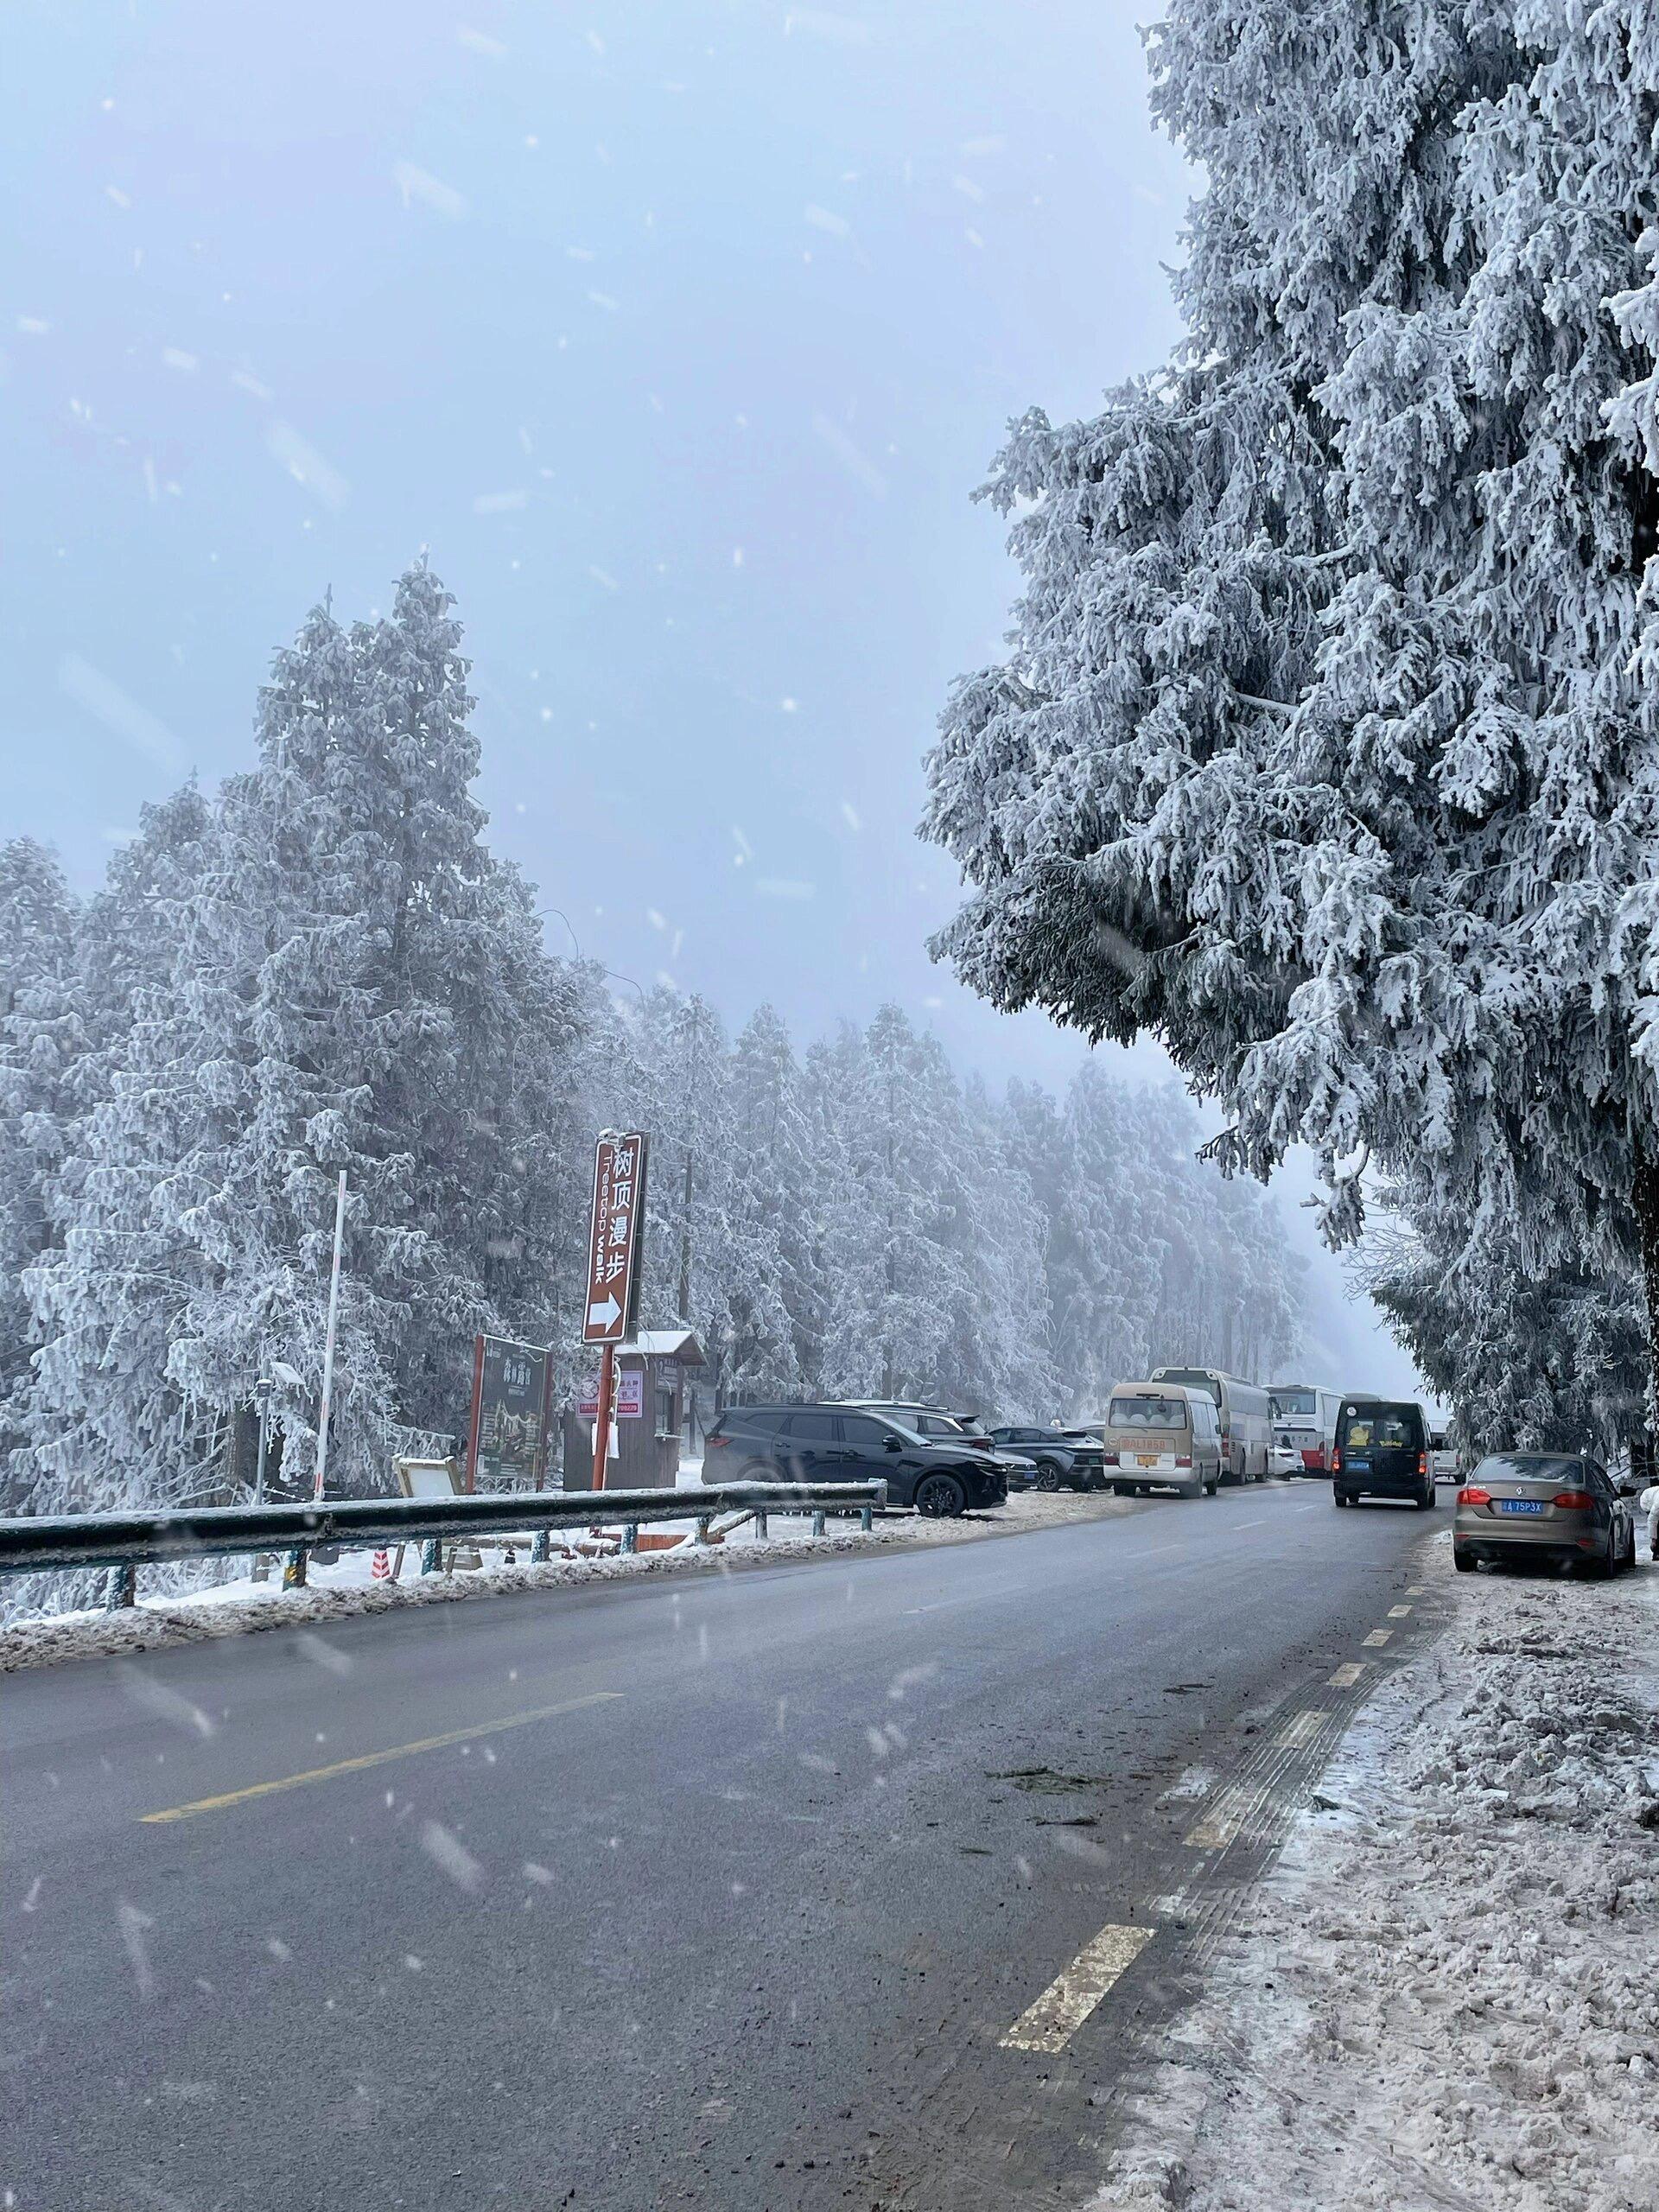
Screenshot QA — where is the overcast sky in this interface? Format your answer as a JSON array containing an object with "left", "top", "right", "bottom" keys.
[{"left": 0, "top": 0, "right": 1426, "bottom": 1401}]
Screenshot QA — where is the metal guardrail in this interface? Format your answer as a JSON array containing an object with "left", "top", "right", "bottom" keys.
[{"left": 0, "top": 1481, "right": 889, "bottom": 1607}]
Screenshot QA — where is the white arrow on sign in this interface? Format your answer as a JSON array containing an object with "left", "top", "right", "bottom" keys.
[{"left": 587, "top": 1294, "right": 620, "bottom": 1331}]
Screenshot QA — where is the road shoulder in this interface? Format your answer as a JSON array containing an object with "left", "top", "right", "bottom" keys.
[{"left": 1091, "top": 1540, "right": 1659, "bottom": 2212}]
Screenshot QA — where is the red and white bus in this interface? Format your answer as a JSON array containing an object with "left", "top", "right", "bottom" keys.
[{"left": 1268, "top": 1382, "right": 1343, "bottom": 1473}]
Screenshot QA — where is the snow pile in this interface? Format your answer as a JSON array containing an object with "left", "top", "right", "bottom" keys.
[{"left": 1096, "top": 1560, "right": 1659, "bottom": 2212}]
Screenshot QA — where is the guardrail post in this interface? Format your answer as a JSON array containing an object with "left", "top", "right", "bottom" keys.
[
  {"left": 620, "top": 1522, "right": 637, "bottom": 1555},
  {"left": 283, "top": 1548, "right": 307, "bottom": 1590},
  {"left": 531, "top": 1529, "right": 550, "bottom": 1564},
  {"left": 420, "top": 1537, "right": 442, "bottom": 1576},
  {"left": 861, "top": 1503, "right": 874, "bottom": 1533},
  {"left": 104, "top": 1562, "right": 136, "bottom": 1610},
  {"left": 695, "top": 1515, "right": 711, "bottom": 1545},
  {"left": 810, "top": 1508, "right": 826, "bottom": 1537},
  {"left": 753, "top": 1507, "right": 768, "bottom": 1541}
]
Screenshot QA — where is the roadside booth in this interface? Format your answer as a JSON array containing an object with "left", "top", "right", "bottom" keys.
[{"left": 562, "top": 1329, "right": 704, "bottom": 1490}]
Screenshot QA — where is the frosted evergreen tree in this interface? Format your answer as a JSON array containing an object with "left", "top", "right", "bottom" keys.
[
  {"left": 925, "top": 1, "right": 1659, "bottom": 1407},
  {"left": 812, "top": 1007, "right": 975, "bottom": 1402},
  {"left": 725, "top": 1006, "right": 818, "bottom": 1401},
  {"left": 20, "top": 567, "right": 600, "bottom": 1510},
  {"left": 0, "top": 842, "right": 79, "bottom": 1486},
  {"left": 945, "top": 1075, "right": 1058, "bottom": 1421},
  {"left": 18, "top": 788, "right": 222, "bottom": 1514},
  {"left": 1363, "top": 1175, "right": 1644, "bottom": 1457},
  {"left": 620, "top": 989, "right": 736, "bottom": 1383},
  {"left": 176, "top": 564, "right": 595, "bottom": 1487}
]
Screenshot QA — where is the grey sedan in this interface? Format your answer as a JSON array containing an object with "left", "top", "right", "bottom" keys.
[{"left": 1453, "top": 1452, "right": 1637, "bottom": 1576}]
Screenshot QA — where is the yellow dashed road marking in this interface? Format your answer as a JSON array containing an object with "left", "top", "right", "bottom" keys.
[
  {"left": 1363, "top": 1628, "right": 1393, "bottom": 1648},
  {"left": 142, "top": 1692, "right": 624, "bottom": 1824},
  {"left": 1184, "top": 1784, "right": 1250, "bottom": 1852},
  {"left": 1276, "top": 1708, "right": 1325, "bottom": 1750},
  {"left": 1388, "top": 1604, "right": 1412, "bottom": 1618},
  {"left": 1328, "top": 1662, "right": 1368, "bottom": 1688},
  {"left": 1001, "top": 1923, "right": 1155, "bottom": 2053}
]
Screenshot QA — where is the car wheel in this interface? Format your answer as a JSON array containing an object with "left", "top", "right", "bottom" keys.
[
  {"left": 1453, "top": 1548, "right": 1476, "bottom": 1571},
  {"left": 738, "top": 1458, "right": 772, "bottom": 1483},
  {"left": 1414, "top": 1481, "right": 1433, "bottom": 1510},
  {"left": 1333, "top": 1490, "right": 1350, "bottom": 1508},
  {"left": 1034, "top": 1464, "right": 1062, "bottom": 1493},
  {"left": 1205, "top": 1476, "right": 1218, "bottom": 1497},
  {"left": 1179, "top": 1478, "right": 1203, "bottom": 1501},
  {"left": 914, "top": 1471, "right": 968, "bottom": 1519}
]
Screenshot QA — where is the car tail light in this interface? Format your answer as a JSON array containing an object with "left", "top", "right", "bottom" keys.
[
  {"left": 1332, "top": 1446, "right": 1343, "bottom": 1473},
  {"left": 1175, "top": 1454, "right": 1192, "bottom": 1468},
  {"left": 706, "top": 1433, "right": 731, "bottom": 1450},
  {"left": 1553, "top": 1489, "right": 1595, "bottom": 1510},
  {"left": 1458, "top": 1484, "right": 1491, "bottom": 1506},
  {"left": 1417, "top": 1451, "right": 1428, "bottom": 1477},
  {"left": 1103, "top": 1450, "right": 1120, "bottom": 1466}
]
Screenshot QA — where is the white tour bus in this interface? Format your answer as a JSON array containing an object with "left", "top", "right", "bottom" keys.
[
  {"left": 1147, "top": 1365, "right": 1272, "bottom": 1485},
  {"left": 1268, "top": 1382, "right": 1343, "bottom": 1474}
]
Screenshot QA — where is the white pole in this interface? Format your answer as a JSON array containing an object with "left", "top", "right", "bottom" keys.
[{"left": 314, "top": 1170, "right": 347, "bottom": 1502}]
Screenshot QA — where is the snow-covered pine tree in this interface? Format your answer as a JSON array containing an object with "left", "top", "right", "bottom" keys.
[
  {"left": 618, "top": 989, "right": 736, "bottom": 1389},
  {"left": 171, "top": 563, "right": 594, "bottom": 1490},
  {"left": 945, "top": 1074, "right": 1058, "bottom": 1421},
  {"left": 812, "top": 1006, "right": 976, "bottom": 1403},
  {"left": 0, "top": 842, "right": 79, "bottom": 1491},
  {"left": 725, "top": 1005, "right": 818, "bottom": 1402},
  {"left": 18, "top": 786, "right": 224, "bottom": 1515},
  {"left": 924, "top": 2, "right": 1659, "bottom": 1416},
  {"left": 1363, "top": 1173, "right": 1644, "bottom": 1457},
  {"left": 22, "top": 566, "right": 599, "bottom": 1513}
]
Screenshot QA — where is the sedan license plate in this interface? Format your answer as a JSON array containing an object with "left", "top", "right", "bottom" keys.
[{"left": 1497, "top": 1498, "right": 1546, "bottom": 1516}]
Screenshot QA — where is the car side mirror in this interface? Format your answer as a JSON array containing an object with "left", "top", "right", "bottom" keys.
[{"left": 883, "top": 1436, "right": 902, "bottom": 1452}]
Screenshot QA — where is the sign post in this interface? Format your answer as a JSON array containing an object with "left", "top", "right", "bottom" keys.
[
  {"left": 582, "top": 1131, "right": 648, "bottom": 1493},
  {"left": 312, "top": 1169, "right": 348, "bottom": 1503}
]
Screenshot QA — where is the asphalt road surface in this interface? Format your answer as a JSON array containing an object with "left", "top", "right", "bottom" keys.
[{"left": 1, "top": 1483, "right": 1442, "bottom": 2211}]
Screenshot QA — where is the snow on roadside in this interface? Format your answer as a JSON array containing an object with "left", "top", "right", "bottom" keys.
[
  {"left": 1094, "top": 1548, "right": 1659, "bottom": 2212},
  {"left": 0, "top": 1485, "right": 1131, "bottom": 1675}
]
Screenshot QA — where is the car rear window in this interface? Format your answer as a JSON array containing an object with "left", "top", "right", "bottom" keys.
[
  {"left": 1475, "top": 1454, "right": 1592, "bottom": 1485},
  {"left": 1340, "top": 1403, "right": 1423, "bottom": 1450},
  {"left": 1109, "top": 1395, "right": 1189, "bottom": 1430}
]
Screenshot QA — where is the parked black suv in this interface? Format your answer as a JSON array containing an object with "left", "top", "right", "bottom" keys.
[
  {"left": 702, "top": 1404, "right": 1006, "bottom": 1517},
  {"left": 988, "top": 1425, "right": 1109, "bottom": 1492}
]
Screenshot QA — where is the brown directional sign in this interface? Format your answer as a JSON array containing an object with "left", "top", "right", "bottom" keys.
[{"left": 583, "top": 1131, "right": 649, "bottom": 1344}]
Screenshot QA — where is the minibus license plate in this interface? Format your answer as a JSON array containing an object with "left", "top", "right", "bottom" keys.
[{"left": 1136, "top": 1453, "right": 1159, "bottom": 1467}]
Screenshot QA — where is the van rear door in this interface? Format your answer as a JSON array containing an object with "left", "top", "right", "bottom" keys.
[{"left": 1105, "top": 1391, "right": 1192, "bottom": 1476}]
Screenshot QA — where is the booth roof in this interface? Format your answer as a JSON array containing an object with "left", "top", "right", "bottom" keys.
[{"left": 618, "top": 1330, "right": 704, "bottom": 1364}]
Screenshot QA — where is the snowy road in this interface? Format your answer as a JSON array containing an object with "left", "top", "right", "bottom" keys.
[{"left": 0, "top": 1483, "right": 1439, "bottom": 2210}]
